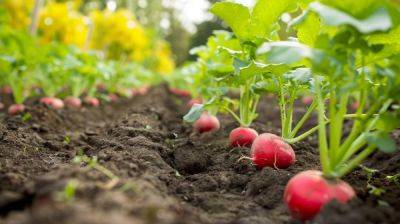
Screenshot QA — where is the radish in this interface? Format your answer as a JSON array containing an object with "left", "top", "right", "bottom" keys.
[
  {"left": 84, "top": 96, "right": 100, "bottom": 107},
  {"left": 96, "top": 83, "right": 107, "bottom": 92},
  {"left": 8, "top": 104, "right": 25, "bottom": 115},
  {"left": 1, "top": 86, "right": 12, "bottom": 95},
  {"left": 169, "top": 88, "right": 191, "bottom": 97},
  {"left": 250, "top": 133, "right": 295, "bottom": 169},
  {"left": 40, "top": 97, "right": 64, "bottom": 109},
  {"left": 108, "top": 93, "right": 119, "bottom": 102},
  {"left": 187, "top": 98, "right": 202, "bottom": 108},
  {"left": 229, "top": 127, "right": 258, "bottom": 147},
  {"left": 351, "top": 101, "right": 360, "bottom": 110},
  {"left": 301, "top": 95, "right": 313, "bottom": 106},
  {"left": 194, "top": 112, "right": 220, "bottom": 133},
  {"left": 64, "top": 97, "right": 82, "bottom": 108},
  {"left": 284, "top": 170, "right": 355, "bottom": 221},
  {"left": 131, "top": 88, "right": 139, "bottom": 96},
  {"left": 137, "top": 86, "right": 149, "bottom": 95}
]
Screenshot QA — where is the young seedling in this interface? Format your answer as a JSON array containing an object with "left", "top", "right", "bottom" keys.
[
  {"left": 56, "top": 179, "right": 79, "bottom": 202},
  {"left": 73, "top": 150, "right": 119, "bottom": 189}
]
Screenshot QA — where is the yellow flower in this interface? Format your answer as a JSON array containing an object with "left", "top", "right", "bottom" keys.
[
  {"left": 3, "top": 0, "right": 35, "bottom": 29},
  {"left": 89, "top": 9, "right": 150, "bottom": 62},
  {"left": 38, "top": 2, "right": 88, "bottom": 48},
  {"left": 153, "top": 41, "right": 175, "bottom": 74}
]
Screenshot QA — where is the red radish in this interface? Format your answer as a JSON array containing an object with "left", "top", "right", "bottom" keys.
[
  {"left": 169, "top": 88, "right": 191, "bottom": 97},
  {"left": 301, "top": 95, "right": 313, "bottom": 106},
  {"left": 1, "top": 86, "right": 12, "bottom": 94},
  {"left": 187, "top": 98, "right": 202, "bottom": 108},
  {"left": 108, "top": 93, "right": 119, "bottom": 102},
  {"left": 64, "top": 97, "right": 82, "bottom": 108},
  {"left": 194, "top": 112, "right": 220, "bottom": 133},
  {"left": 84, "top": 96, "right": 100, "bottom": 107},
  {"left": 96, "top": 83, "right": 107, "bottom": 92},
  {"left": 351, "top": 101, "right": 360, "bottom": 110},
  {"left": 40, "top": 97, "right": 64, "bottom": 109},
  {"left": 131, "top": 88, "right": 139, "bottom": 96},
  {"left": 284, "top": 170, "right": 355, "bottom": 221},
  {"left": 8, "top": 104, "right": 25, "bottom": 115},
  {"left": 229, "top": 127, "right": 258, "bottom": 147},
  {"left": 137, "top": 86, "right": 149, "bottom": 95},
  {"left": 250, "top": 133, "right": 295, "bottom": 169}
]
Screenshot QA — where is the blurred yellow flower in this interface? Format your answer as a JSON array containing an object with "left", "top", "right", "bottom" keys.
[
  {"left": 2, "top": 0, "right": 175, "bottom": 73},
  {"left": 3, "top": 0, "right": 35, "bottom": 29},
  {"left": 38, "top": 2, "right": 88, "bottom": 48},
  {"left": 90, "top": 9, "right": 149, "bottom": 61},
  {"left": 153, "top": 41, "right": 175, "bottom": 74}
]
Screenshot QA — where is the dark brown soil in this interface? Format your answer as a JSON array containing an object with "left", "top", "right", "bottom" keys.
[{"left": 0, "top": 85, "right": 399, "bottom": 224}]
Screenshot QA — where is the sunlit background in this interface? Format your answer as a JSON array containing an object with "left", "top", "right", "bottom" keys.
[{"left": 1, "top": 0, "right": 233, "bottom": 71}]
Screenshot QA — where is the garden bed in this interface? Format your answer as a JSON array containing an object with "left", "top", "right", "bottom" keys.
[{"left": 0, "top": 85, "right": 399, "bottom": 224}]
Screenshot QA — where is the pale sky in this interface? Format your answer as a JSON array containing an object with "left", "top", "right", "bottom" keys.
[
  {"left": 171, "top": 0, "right": 256, "bottom": 32},
  {"left": 165, "top": 0, "right": 213, "bottom": 33}
]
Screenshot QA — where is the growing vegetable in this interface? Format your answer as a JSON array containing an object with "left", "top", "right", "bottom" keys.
[
  {"left": 1, "top": 85, "right": 12, "bottom": 94},
  {"left": 301, "top": 95, "right": 313, "bottom": 106},
  {"left": 64, "top": 96, "right": 82, "bottom": 108},
  {"left": 258, "top": 1, "right": 400, "bottom": 220},
  {"left": 229, "top": 127, "right": 258, "bottom": 147},
  {"left": 169, "top": 87, "right": 191, "bottom": 97},
  {"left": 251, "top": 133, "right": 295, "bottom": 169},
  {"left": 84, "top": 96, "right": 100, "bottom": 107},
  {"left": 40, "top": 97, "right": 64, "bottom": 109},
  {"left": 187, "top": 98, "right": 202, "bottom": 108},
  {"left": 108, "top": 93, "right": 119, "bottom": 102},
  {"left": 284, "top": 170, "right": 355, "bottom": 221},
  {"left": 193, "top": 112, "right": 220, "bottom": 133},
  {"left": 8, "top": 104, "right": 25, "bottom": 115}
]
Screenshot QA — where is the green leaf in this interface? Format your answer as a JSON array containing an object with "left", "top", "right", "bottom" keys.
[
  {"left": 218, "top": 46, "right": 244, "bottom": 56},
  {"left": 210, "top": 2, "right": 251, "bottom": 40},
  {"left": 251, "top": 0, "right": 298, "bottom": 38},
  {"left": 284, "top": 68, "right": 312, "bottom": 84},
  {"left": 375, "top": 113, "right": 400, "bottom": 132},
  {"left": 309, "top": 2, "right": 392, "bottom": 34},
  {"left": 238, "top": 61, "right": 274, "bottom": 80},
  {"left": 366, "top": 26, "right": 400, "bottom": 45},
  {"left": 291, "top": 11, "right": 321, "bottom": 46},
  {"left": 211, "top": 0, "right": 300, "bottom": 40},
  {"left": 257, "top": 41, "right": 314, "bottom": 64},
  {"left": 366, "top": 132, "right": 397, "bottom": 153},
  {"left": 183, "top": 103, "right": 204, "bottom": 123}
]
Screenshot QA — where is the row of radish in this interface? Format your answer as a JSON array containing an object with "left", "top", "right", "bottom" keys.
[
  {"left": 170, "top": 0, "right": 400, "bottom": 221},
  {"left": 0, "top": 25, "right": 160, "bottom": 115}
]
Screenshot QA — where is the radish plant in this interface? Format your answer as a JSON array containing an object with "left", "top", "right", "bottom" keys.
[
  {"left": 260, "top": 1, "right": 400, "bottom": 220},
  {"left": 190, "top": 0, "right": 303, "bottom": 144},
  {"left": 184, "top": 31, "right": 239, "bottom": 133}
]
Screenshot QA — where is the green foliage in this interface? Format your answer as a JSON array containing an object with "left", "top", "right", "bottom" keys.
[
  {"left": 211, "top": 0, "right": 299, "bottom": 40},
  {"left": 0, "top": 22, "right": 160, "bottom": 104},
  {"left": 178, "top": 0, "right": 400, "bottom": 180}
]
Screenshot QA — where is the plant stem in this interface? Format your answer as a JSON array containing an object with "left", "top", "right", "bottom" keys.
[
  {"left": 223, "top": 107, "right": 243, "bottom": 126},
  {"left": 285, "top": 125, "right": 319, "bottom": 144},
  {"left": 335, "top": 145, "right": 376, "bottom": 178},
  {"left": 329, "top": 92, "right": 349, "bottom": 168},
  {"left": 290, "top": 101, "right": 317, "bottom": 138},
  {"left": 334, "top": 99, "right": 392, "bottom": 168},
  {"left": 314, "top": 76, "right": 331, "bottom": 175},
  {"left": 334, "top": 101, "right": 381, "bottom": 164},
  {"left": 285, "top": 113, "right": 362, "bottom": 144}
]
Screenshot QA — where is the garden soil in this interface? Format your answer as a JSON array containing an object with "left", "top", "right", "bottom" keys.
[{"left": 0, "top": 85, "right": 399, "bottom": 224}]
